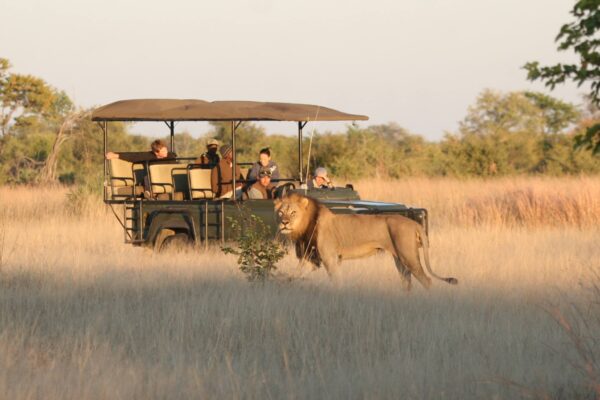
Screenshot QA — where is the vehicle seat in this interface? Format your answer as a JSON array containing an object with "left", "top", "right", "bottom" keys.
[
  {"left": 148, "top": 163, "right": 181, "bottom": 197},
  {"left": 188, "top": 168, "right": 214, "bottom": 199},
  {"left": 109, "top": 158, "right": 144, "bottom": 199}
]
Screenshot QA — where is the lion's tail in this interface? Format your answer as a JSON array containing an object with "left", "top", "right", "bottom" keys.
[{"left": 417, "top": 227, "right": 458, "bottom": 285}]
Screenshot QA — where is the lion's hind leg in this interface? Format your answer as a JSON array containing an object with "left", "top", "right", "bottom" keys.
[
  {"left": 393, "top": 257, "right": 412, "bottom": 292},
  {"left": 389, "top": 230, "right": 432, "bottom": 290}
]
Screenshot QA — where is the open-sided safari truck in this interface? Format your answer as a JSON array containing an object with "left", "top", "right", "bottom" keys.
[{"left": 92, "top": 99, "right": 428, "bottom": 251}]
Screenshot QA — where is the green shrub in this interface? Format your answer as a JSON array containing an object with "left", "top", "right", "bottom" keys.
[{"left": 222, "top": 208, "right": 286, "bottom": 282}]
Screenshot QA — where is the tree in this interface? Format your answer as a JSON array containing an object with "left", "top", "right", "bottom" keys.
[
  {"left": 524, "top": 0, "right": 600, "bottom": 154},
  {"left": 450, "top": 90, "right": 583, "bottom": 175},
  {"left": 460, "top": 90, "right": 545, "bottom": 135},
  {"left": 208, "top": 121, "right": 267, "bottom": 163},
  {"left": 0, "top": 58, "right": 57, "bottom": 136},
  {"left": 523, "top": 91, "right": 581, "bottom": 134},
  {"left": 38, "top": 108, "right": 91, "bottom": 184}
]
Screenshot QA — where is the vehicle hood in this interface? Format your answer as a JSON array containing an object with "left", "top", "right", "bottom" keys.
[{"left": 321, "top": 199, "right": 412, "bottom": 213}]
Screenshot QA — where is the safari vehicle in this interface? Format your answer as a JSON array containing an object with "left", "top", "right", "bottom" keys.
[{"left": 92, "top": 99, "right": 428, "bottom": 251}]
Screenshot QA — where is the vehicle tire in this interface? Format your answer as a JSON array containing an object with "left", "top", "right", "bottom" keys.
[{"left": 159, "top": 233, "right": 192, "bottom": 253}]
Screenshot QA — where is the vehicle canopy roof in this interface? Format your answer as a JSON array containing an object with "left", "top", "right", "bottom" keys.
[{"left": 92, "top": 99, "right": 369, "bottom": 122}]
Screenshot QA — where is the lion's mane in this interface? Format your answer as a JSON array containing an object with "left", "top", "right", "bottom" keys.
[{"left": 285, "top": 193, "right": 323, "bottom": 266}]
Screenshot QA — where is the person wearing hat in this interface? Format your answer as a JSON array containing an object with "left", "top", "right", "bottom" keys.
[
  {"left": 195, "top": 138, "right": 220, "bottom": 167},
  {"left": 247, "top": 147, "right": 280, "bottom": 182},
  {"left": 211, "top": 144, "right": 244, "bottom": 199},
  {"left": 244, "top": 166, "right": 276, "bottom": 200},
  {"left": 308, "top": 167, "right": 334, "bottom": 189}
]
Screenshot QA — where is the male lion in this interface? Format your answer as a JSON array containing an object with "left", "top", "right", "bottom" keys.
[{"left": 274, "top": 193, "right": 457, "bottom": 290}]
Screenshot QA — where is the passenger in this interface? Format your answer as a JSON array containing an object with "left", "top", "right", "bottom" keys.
[
  {"left": 105, "top": 139, "right": 177, "bottom": 162},
  {"left": 247, "top": 147, "right": 280, "bottom": 182},
  {"left": 211, "top": 144, "right": 244, "bottom": 199},
  {"left": 195, "top": 138, "right": 220, "bottom": 167},
  {"left": 244, "top": 167, "right": 275, "bottom": 200},
  {"left": 308, "top": 167, "right": 334, "bottom": 189}
]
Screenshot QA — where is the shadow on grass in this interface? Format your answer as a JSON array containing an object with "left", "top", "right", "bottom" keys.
[{"left": 0, "top": 268, "right": 594, "bottom": 400}]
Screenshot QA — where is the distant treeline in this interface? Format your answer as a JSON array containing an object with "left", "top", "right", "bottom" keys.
[{"left": 1, "top": 57, "right": 599, "bottom": 185}]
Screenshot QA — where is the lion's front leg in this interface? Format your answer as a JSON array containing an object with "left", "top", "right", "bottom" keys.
[
  {"left": 295, "top": 242, "right": 321, "bottom": 270},
  {"left": 298, "top": 258, "right": 319, "bottom": 271}
]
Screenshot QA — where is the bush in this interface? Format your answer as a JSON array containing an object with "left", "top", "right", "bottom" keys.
[{"left": 222, "top": 207, "right": 286, "bottom": 282}]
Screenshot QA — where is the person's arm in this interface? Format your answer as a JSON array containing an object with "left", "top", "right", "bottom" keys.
[
  {"left": 111, "top": 152, "right": 152, "bottom": 163},
  {"left": 246, "top": 164, "right": 258, "bottom": 181},
  {"left": 195, "top": 153, "right": 207, "bottom": 165}
]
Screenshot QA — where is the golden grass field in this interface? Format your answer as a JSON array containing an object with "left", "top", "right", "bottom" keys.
[{"left": 0, "top": 177, "right": 599, "bottom": 399}]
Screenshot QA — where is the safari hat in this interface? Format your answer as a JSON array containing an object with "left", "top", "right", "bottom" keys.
[
  {"left": 220, "top": 144, "right": 232, "bottom": 157},
  {"left": 207, "top": 138, "right": 219, "bottom": 147}
]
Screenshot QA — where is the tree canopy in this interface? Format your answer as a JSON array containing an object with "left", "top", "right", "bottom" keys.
[
  {"left": 0, "top": 57, "right": 599, "bottom": 185},
  {"left": 524, "top": 0, "right": 600, "bottom": 154},
  {"left": 0, "top": 58, "right": 73, "bottom": 137}
]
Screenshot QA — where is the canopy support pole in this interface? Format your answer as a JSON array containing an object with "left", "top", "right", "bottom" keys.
[
  {"left": 166, "top": 121, "right": 175, "bottom": 153},
  {"left": 100, "top": 121, "right": 108, "bottom": 202},
  {"left": 231, "top": 120, "right": 237, "bottom": 202},
  {"left": 298, "top": 121, "right": 307, "bottom": 183}
]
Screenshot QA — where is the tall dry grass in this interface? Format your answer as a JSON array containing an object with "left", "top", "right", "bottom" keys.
[
  {"left": 355, "top": 176, "right": 600, "bottom": 229},
  {"left": 0, "top": 178, "right": 599, "bottom": 399}
]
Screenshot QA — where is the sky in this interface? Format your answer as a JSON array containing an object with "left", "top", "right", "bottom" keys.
[{"left": 1, "top": 0, "right": 584, "bottom": 140}]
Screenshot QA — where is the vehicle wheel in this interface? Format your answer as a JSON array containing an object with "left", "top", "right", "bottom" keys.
[{"left": 159, "top": 233, "right": 192, "bottom": 253}]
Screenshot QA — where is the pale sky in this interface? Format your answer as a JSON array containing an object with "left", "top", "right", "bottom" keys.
[{"left": 1, "top": 0, "right": 583, "bottom": 140}]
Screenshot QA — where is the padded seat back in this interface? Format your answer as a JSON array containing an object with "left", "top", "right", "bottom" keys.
[
  {"left": 109, "top": 159, "right": 144, "bottom": 199},
  {"left": 149, "top": 164, "right": 180, "bottom": 194},
  {"left": 189, "top": 168, "right": 214, "bottom": 199},
  {"left": 109, "top": 158, "right": 134, "bottom": 187}
]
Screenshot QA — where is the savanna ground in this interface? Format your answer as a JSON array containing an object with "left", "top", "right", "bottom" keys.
[{"left": 1, "top": 177, "right": 599, "bottom": 399}]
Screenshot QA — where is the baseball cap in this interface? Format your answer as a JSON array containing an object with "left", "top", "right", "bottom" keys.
[
  {"left": 315, "top": 167, "right": 328, "bottom": 178},
  {"left": 258, "top": 167, "right": 272, "bottom": 178}
]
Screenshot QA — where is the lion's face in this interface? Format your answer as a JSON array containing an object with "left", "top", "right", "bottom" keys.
[{"left": 274, "top": 195, "right": 311, "bottom": 237}]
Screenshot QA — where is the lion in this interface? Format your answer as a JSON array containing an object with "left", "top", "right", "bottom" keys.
[{"left": 274, "top": 193, "right": 457, "bottom": 290}]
